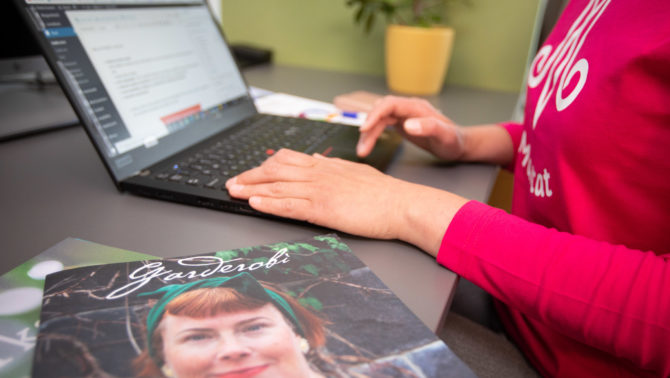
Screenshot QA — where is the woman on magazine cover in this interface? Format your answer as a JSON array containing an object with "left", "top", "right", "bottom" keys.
[
  {"left": 225, "top": 0, "right": 670, "bottom": 376},
  {"left": 133, "top": 273, "right": 328, "bottom": 378}
]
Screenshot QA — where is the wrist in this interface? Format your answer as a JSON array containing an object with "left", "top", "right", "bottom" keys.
[
  {"left": 458, "top": 126, "right": 477, "bottom": 162},
  {"left": 395, "top": 182, "right": 468, "bottom": 257}
]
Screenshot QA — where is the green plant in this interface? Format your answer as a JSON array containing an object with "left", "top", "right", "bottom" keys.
[{"left": 346, "top": 0, "right": 463, "bottom": 33}]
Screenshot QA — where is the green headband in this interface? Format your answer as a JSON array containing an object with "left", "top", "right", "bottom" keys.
[{"left": 138, "top": 272, "right": 304, "bottom": 361}]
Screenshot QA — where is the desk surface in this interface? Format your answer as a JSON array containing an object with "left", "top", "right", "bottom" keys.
[{"left": 0, "top": 65, "right": 517, "bottom": 332}]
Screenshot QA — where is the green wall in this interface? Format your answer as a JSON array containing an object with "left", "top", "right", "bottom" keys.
[{"left": 221, "top": 0, "right": 540, "bottom": 94}]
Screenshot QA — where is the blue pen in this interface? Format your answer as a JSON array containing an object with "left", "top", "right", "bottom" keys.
[{"left": 341, "top": 111, "right": 358, "bottom": 119}]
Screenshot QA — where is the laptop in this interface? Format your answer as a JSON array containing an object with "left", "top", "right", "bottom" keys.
[{"left": 15, "top": 0, "right": 401, "bottom": 218}]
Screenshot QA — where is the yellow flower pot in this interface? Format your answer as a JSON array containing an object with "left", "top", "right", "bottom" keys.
[{"left": 385, "top": 24, "right": 455, "bottom": 96}]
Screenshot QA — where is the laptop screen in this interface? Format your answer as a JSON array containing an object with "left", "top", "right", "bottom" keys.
[{"left": 15, "top": 0, "right": 256, "bottom": 181}]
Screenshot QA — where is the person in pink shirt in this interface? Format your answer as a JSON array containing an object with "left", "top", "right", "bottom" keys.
[{"left": 226, "top": 0, "right": 670, "bottom": 376}]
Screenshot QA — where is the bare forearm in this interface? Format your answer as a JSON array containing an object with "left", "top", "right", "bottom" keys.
[{"left": 459, "top": 124, "right": 514, "bottom": 166}]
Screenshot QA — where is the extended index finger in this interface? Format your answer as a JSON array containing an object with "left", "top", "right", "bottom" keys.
[
  {"left": 362, "top": 96, "right": 445, "bottom": 132},
  {"left": 360, "top": 96, "right": 403, "bottom": 132},
  {"left": 356, "top": 115, "right": 396, "bottom": 157}
]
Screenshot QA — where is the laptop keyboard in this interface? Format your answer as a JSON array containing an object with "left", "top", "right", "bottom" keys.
[{"left": 150, "top": 115, "right": 340, "bottom": 190}]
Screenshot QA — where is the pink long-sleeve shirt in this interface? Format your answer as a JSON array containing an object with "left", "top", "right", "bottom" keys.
[{"left": 437, "top": 1, "right": 670, "bottom": 376}]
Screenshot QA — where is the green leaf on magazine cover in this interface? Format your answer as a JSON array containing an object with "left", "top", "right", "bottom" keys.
[
  {"left": 296, "top": 243, "right": 320, "bottom": 253},
  {"left": 298, "top": 296, "right": 323, "bottom": 311},
  {"left": 239, "top": 247, "right": 253, "bottom": 256},
  {"left": 252, "top": 257, "right": 269, "bottom": 265},
  {"left": 270, "top": 242, "right": 291, "bottom": 252},
  {"left": 215, "top": 250, "right": 239, "bottom": 260},
  {"left": 314, "top": 235, "right": 350, "bottom": 251},
  {"left": 301, "top": 264, "right": 320, "bottom": 276}
]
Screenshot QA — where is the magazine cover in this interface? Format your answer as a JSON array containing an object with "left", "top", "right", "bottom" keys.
[
  {"left": 32, "top": 234, "right": 474, "bottom": 378},
  {"left": 0, "top": 238, "right": 155, "bottom": 378}
]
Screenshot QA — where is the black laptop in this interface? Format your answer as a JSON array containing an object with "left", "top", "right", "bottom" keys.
[{"left": 14, "top": 0, "right": 401, "bottom": 218}]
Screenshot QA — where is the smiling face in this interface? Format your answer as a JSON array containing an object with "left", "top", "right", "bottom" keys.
[{"left": 160, "top": 303, "right": 318, "bottom": 378}]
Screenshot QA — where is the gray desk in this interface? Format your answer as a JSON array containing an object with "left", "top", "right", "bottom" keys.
[{"left": 0, "top": 65, "right": 517, "bottom": 332}]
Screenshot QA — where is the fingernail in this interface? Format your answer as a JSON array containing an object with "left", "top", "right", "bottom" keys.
[
  {"left": 229, "top": 184, "right": 244, "bottom": 193},
  {"left": 249, "top": 196, "right": 261, "bottom": 206},
  {"left": 356, "top": 138, "right": 366, "bottom": 156},
  {"left": 405, "top": 119, "right": 421, "bottom": 134}
]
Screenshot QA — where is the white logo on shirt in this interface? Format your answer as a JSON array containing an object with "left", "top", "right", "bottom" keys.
[
  {"left": 520, "top": 0, "right": 610, "bottom": 198},
  {"left": 528, "top": 0, "right": 611, "bottom": 129},
  {"left": 518, "top": 130, "right": 553, "bottom": 198}
]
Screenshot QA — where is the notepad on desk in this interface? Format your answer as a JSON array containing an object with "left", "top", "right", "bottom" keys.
[{"left": 251, "top": 87, "right": 365, "bottom": 127}]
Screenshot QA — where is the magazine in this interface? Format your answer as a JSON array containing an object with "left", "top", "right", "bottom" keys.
[
  {"left": 0, "top": 238, "right": 155, "bottom": 378},
  {"left": 32, "top": 234, "right": 475, "bottom": 377}
]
